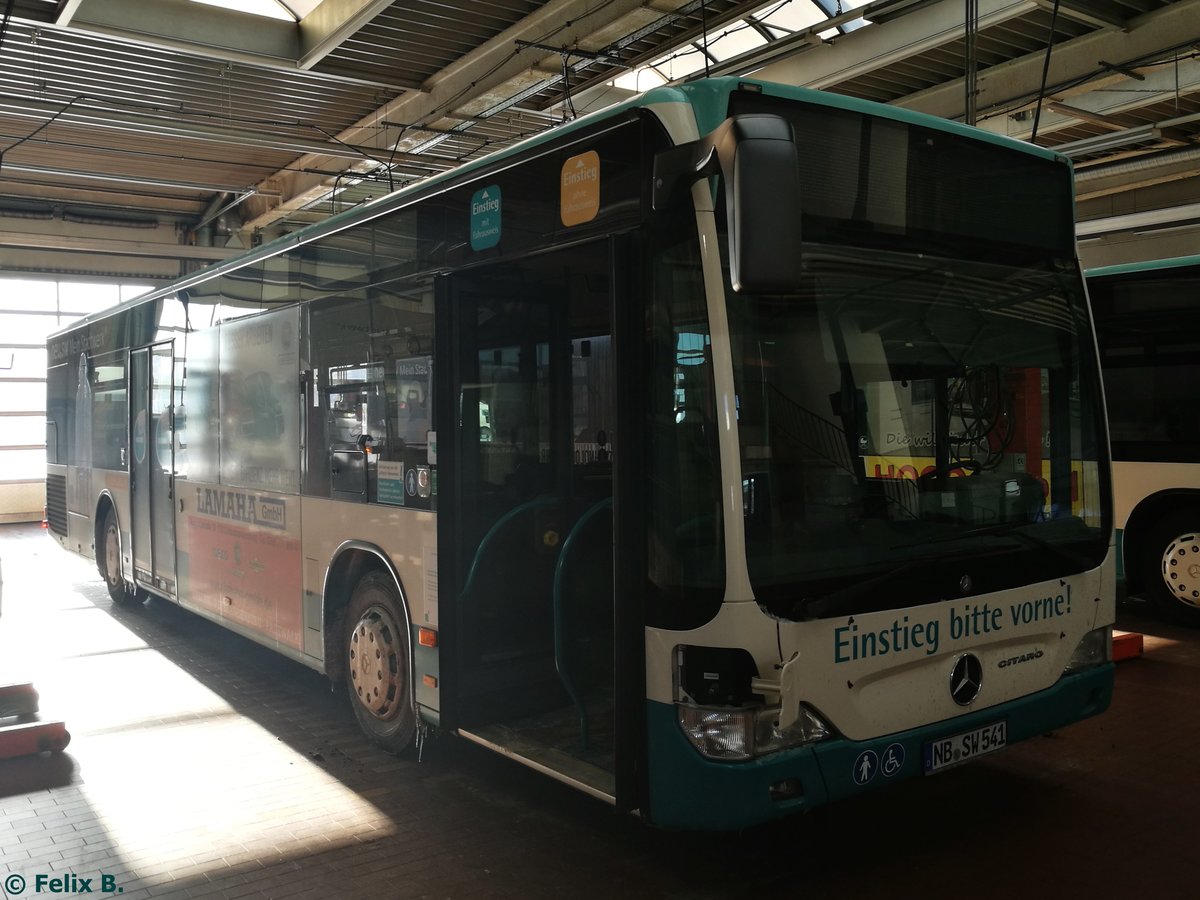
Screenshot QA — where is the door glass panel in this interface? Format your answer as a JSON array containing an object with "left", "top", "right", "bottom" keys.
[
  {"left": 452, "top": 242, "right": 616, "bottom": 790},
  {"left": 130, "top": 344, "right": 177, "bottom": 595},
  {"left": 151, "top": 344, "right": 176, "bottom": 592},
  {"left": 130, "top": 349, "right": 151, "bottom": 580}
]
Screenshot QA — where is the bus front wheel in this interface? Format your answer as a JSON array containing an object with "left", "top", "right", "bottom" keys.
[
  {"left": 1141, "top": 510, "right": 1200, "bottom": 627},
  {"left": 343, "top": 571, "right": 417, "bottom": 753},
  {"left": 99, "top": 510, "right": 146, "bottom": 607}
]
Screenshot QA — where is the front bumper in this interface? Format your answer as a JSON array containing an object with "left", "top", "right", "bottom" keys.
[{"left": 645, "top": 664, "right": 1113, "bottom": 830}]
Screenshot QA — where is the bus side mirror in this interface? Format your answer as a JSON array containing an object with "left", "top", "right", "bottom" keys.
[{"left": 653, "top": 113, "right": 803, "bottom": 293}]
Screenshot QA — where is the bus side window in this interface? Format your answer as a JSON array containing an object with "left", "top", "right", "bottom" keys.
[
  {"left": 307, "top": 280, "right": 435, "bottom": 501},
  {"left": 392, "top": 378, "right": 431, "bottom": 449}
]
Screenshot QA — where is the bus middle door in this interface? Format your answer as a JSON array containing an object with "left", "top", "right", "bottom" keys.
[
  {"left": 441, "top": 239, "right": 620, "bottom": 801},
  {"left": 130, "top": 342, "right": 177, "bottom": 596}
]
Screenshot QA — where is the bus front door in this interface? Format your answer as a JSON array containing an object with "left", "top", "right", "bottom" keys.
[
  {"left": 442, "top": 239, "right": 624, "bottom": 801},
  {"left": 130, "top": 343, "right": 177, "bottom": 596}
]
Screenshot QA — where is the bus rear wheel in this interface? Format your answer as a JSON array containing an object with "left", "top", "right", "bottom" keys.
[
  {"left": 344, "top": 571, "right": 416, "bottom": 753},
  {"left": 99, "top": 510, "right": 146, "bottom": 607},
  {"left": 1141, "top": 510, "right": 1200, "bottom": 627}
]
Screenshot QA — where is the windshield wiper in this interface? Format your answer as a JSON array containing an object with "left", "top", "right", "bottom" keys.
[
  {"left": 796, "top": 558, "right": 919, "bottom": 620},
  {"left": 891, "top": 521, "right": 1022, "bottom": 550},
  {"left": 893, "top": 521, "right": 1096, "bottom": 570}
]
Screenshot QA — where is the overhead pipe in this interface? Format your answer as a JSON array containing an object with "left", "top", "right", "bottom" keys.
[
  {"left": 0, "top": 204, "right": 158, "bottom": 227},
  {"left": 62, "top": 211, "right": 157, "bottom": 228},
  {"left": 192, "top": 191, "right": 231, "bottom": 247},
  {"left": 191, "top": 191, "right": 258, "bottom": 247},
  {"left": 1076, "top": 145, "right": 1200, "bottom": 181},
  {"left": 0, "top": 206, "right": 53, "bottom": 220}
]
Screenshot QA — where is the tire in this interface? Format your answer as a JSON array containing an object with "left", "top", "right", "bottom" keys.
[
  {"left": 99, "top": 510, "right": 147, "bottom": 608},
  {"left": 344, "top": 571, "right": 417, "bottom": 753},
  {"left": 1139, "top": 509, "right": 1200, "bottom": 627}
]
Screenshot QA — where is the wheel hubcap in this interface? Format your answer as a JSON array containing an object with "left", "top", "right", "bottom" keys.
[
  {"left": 348, "top": 604, "right": 403, "bottom": 719},
  {"left": 105, "top": 526, "right": 121, "bottom": 586},
  {"left": 1161, "top": 532, "right": 1200, "bottom": 609}
]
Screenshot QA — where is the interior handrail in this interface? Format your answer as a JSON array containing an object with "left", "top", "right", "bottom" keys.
[
  {"left": 551, "top": 495, "right": 613, "bottom": 751},
  {"left": 460, "top": 494, "right": 561, "bottom": 601}
]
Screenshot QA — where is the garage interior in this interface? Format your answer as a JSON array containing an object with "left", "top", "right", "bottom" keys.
[
  {"left": 0, "top": 0, "right": 1198, "bottom": 896},
  {"left": 1, "top": 0, "right": 1199, "bottom": 517}
]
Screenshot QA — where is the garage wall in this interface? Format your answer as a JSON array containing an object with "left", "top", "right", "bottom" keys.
[{"left": 0, "top": 277, "right": 152, "bottom": 522}]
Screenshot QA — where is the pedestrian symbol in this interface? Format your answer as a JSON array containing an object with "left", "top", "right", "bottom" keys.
[{"left": 852, "top": 749, "right": 879, "bottom": 786}]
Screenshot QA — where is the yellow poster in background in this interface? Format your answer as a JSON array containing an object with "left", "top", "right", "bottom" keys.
[
  {"left": 560, "top": 151, "right": 600, "bottom": 225},
  {"left": 864, "top": 455, "right": 1099, "bottom": 518}
]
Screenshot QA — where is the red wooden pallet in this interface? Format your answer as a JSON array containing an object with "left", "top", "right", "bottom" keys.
[
  {"left": 0, "top": 682, "right": 70, "bottom": 758},
  {"left": 0, "top": 682, "right": 39, "bottom": 717},
  {"left": 1113, "top": 631, "right": 1144, "bottom": 662},
  {"left": 0, "top": 720, "right": 71, "bottom": 757}
]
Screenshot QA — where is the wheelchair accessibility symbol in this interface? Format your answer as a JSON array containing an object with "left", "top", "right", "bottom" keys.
[{"left": 882, "top": 743, "right": 905, "bottom": 777}]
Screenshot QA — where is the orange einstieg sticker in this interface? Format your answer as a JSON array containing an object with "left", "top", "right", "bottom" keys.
[{"left": 560, "top": 151, "right": 600, "bottom": 226}]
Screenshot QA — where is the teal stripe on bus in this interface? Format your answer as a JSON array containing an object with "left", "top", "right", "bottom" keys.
[
  {"left": 1086, "top": 254, "right": 1200, "bottom": 279},
  {"left": 645, "top": 665, "right": 1113, "bottom": 831}
]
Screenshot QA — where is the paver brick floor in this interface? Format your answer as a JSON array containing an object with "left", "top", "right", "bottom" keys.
[{"left": 0, "top": 523, "right": 1197, "bottom": 899}]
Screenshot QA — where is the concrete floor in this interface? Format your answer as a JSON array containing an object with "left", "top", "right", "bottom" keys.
[{"left": 0, "top": 521, "right": 1196, "bottom": 899}]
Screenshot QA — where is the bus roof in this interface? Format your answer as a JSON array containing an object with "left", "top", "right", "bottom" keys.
[
  {"left": 1086, "top": 254, "right": 1200, "bottom": 280},
  {"left": 55, "top": 76, "right": 1068, "bottom": 337}
]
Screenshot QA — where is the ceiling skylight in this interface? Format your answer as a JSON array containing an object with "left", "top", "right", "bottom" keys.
[
  {"left": 610, "top": 0, "right": 877, "bottom": 94},
  {"left": 188, "top": 0, "right": 321, "bottom": 21}
]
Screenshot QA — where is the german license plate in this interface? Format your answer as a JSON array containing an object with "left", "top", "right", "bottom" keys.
[{"left": 923, "top": 721, "right": 1007, "bottom": 773}]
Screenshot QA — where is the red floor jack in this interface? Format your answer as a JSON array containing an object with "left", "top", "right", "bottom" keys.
[{"left": 0, "top": 683, "right": 71, "bottom": 758}]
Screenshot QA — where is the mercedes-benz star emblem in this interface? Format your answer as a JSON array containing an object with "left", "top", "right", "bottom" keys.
[{"left": 950, "top": 653, "right": 983, "bottom": 706}]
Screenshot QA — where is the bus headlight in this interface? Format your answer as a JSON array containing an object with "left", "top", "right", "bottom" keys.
[
  {"left": 1063, "top": 626, "right": 1112, "bottom": 674},
  {"left": 677, "top": 703, "right": 830, "bottom": 761}
]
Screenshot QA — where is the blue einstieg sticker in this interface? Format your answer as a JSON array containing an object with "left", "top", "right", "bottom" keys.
[{"left": 470, "top": 185, "right": 501, "bottom": 250}]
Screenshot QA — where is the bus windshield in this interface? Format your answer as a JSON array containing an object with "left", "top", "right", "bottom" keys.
[{"left": 728, "top": 246, "right": 1111, "bottom": 620}]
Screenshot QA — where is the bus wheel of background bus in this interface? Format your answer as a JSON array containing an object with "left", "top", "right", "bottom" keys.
[
  {"left": 1142, "top": 511, "right": 1200, "bottom": 627},
  {"left": 344, "top": 571, "right": 416, "bottom": 753},
  {"left": 99, "top": 510, "right": 146, "bottom": 608}
]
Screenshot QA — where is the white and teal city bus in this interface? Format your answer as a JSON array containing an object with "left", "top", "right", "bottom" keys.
[
  {"left": 1087, "top": 255, "right": 1200, "bottom": 626},
  {"left": 46, "top": 77, "right": 1114, "bottom": 830}
]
